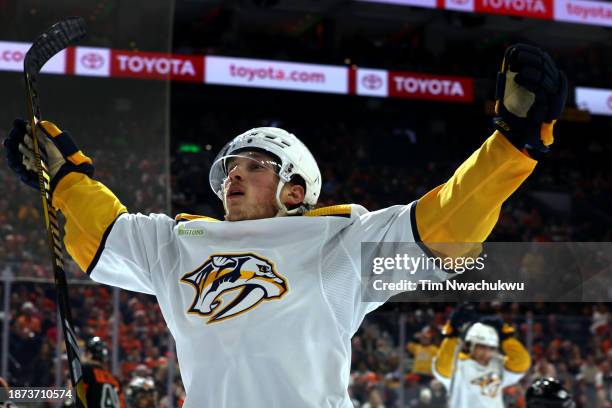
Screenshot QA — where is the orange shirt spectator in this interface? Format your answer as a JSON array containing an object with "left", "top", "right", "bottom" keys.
[{"left": 15, "top": 302, "right": 41, "bottom": 338}]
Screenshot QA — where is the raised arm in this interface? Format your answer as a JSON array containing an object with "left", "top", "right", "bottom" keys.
[
  {"left": 4, "top": 119, "right": 173, "bottom": 293},
  {"left": 52, "top": 172, "right": 127, "bottom": 273},
  {"left": 415, "top": 44, "right": 567, "bottom": 248},
  {"left": 416, "top": 130, "right": 536, "bottom": 244},
  {"left": 502, "top": 336, "right": 531, "bottom": 375}
]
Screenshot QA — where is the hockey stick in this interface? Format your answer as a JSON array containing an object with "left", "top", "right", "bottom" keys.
[{"left": 23, "top": 17, "right": 88, "bottom": 408}]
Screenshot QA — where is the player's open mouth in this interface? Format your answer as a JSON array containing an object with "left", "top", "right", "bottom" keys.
[{"left": 227, "top": 187, "right": 245, "bottom": 200}]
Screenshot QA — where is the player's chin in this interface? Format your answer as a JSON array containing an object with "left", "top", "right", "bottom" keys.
[
  {"left": 225, "top": 195, "right": 243, "bottom": 213},
  {"left": 225, "top": 204, "right": 249, "bottom": 221},
  {"left": 225, "top": 210, "right": 244, "bottom": 222}
]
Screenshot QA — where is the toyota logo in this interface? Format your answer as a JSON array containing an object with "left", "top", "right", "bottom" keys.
[
  {"left": 607, "top": 95, "right": 612, "bottom": 111},
  {"left": 362, "top": 74, "right": 383, "bottom": 90},
  {"left": 81, "top": 53, "right": 104, "bottom": 69}
]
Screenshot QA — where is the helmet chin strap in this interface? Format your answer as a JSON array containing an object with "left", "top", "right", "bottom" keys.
[
  {"left": 221, "top": 183, "right": 230, "bottom": 215},
  {"left": 275, "top": 180, "right": 289, "bottom": 217}
]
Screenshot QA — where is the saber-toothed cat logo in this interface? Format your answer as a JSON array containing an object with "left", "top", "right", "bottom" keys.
[{"left": 180, "top": 253, "right": 288, "bottom": 323}]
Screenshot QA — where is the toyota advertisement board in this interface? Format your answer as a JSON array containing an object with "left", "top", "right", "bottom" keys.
[
  {"left": 359, "top": 0, "right": 437, "bottom": 8},
  {"left": 575, "top": 87, "right": 612, "bottom": 116},
  {"left": 475, "top": 0, "right": 553, "bottom": 19},
  {"left": 0, "top": 41, "right": 66, "bottom": 74},
  {"left": 205, "top": 55, "right": 348, "bottom": 95},
  {"left": 3, "top": 41, "right": 586, "bottom": 106},
  {"left": 554, "top": 0, "right": 612, "bottom": 27},
  {"left": 75, "top": 47, "right": 111, "bottom": 77},
  {"left": 444, "top": 0, "right": 476, "bottom": 12},
  {"left": 111, "top": 50, "right": 204, "bottom": 82},
  {"left": 362, "top": 0, "right": 611, "bottom": 27},
  {"left": 389, "top": 71, "right": 474, "bottom": 103},
  {"left": 356, "top": 69, "right": 389, "bottom": 97}
]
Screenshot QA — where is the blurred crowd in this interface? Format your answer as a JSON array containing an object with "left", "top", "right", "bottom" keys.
[
  {"left": 5, "top": 281, "right": 611, "bottom": 407},
  {"left": 5, "top": 282, "right": 185, "bottom": 407}
]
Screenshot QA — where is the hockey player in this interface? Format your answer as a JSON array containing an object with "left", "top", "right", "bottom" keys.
[
  {"left": 432, "top": 307, "right": 531, "bottom": 408},
  {"left": 526, "top": 377, "right": 576, "bottom": 408},
  {"left": 81, "top": 337, "right": 125, "bottom": 408},
  {"left": 125, "top": 376, "right": 158, "bottom": 408},
  {"left": 4, "top": 44, "right": 565, "bottom": 407}
]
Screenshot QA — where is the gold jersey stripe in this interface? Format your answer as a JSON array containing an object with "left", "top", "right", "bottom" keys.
[
  {"left": 304, "top": 204, "right": 352, "bottom": 217},
  {"left": 175, "top": 213, "right": 220, "bottom": 222}
]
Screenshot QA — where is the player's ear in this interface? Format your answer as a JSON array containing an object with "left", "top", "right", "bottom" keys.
[{"left": 282, "top": 182, "right": 305, "bottom": 207}]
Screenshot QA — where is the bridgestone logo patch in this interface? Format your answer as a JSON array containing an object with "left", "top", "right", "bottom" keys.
[{"left": 178, "top": 224, "right": 205, "bottom": 236}]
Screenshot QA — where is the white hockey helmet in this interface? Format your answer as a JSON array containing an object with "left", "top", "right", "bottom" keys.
[
  {"left": 209, "top": 127, "right": 322, "bottom": 215},
  {"left": 465, "top": 323, "right": 499, "bottom": 348}
]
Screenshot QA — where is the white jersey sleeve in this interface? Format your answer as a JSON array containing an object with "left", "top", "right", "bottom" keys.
[
  {"left": 88, "top": 213, "right": 176, "bottom": 295},
  {"left": 320, "top": 202, "right": 451, "bottom": 335},
  {"left": 350, "top": 203, "right": 450, "bottom": 325}
]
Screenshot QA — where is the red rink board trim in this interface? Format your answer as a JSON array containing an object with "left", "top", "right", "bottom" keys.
[
  {"left": 110, "top": 50, "right": 204, "bottom": 82},
  {"left": 389, "top": 71, "right": 474, "bottom": 103}
]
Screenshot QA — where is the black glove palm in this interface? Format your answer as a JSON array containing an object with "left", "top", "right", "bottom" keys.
[
  {"left": 444, "top": 303, "right": 477, "bottom": 337},
  {"left": 494, "top": 44, "right": 568, "bottom": 153}
]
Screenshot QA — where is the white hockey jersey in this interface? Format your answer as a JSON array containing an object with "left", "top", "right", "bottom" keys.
[
  {"left": 432, "top": 344, "right": 528, "bottom": 408},
  {"left": 89, "top": 203, "right": 449, "bottom": 408}
]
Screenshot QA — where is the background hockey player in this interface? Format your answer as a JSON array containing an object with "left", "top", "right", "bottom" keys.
[
  {"left": 3, "top": 44, "right": 565, "bottom": 407},
  {"left": 405, "top": 327, "right": 438, "bottom": 382},
  {"left": 432, "top": 304, "right": 531, "bottom": 408},
  {"left": 81, "top": 337, "right": 125, "bottom": 408},
  {"left": 125, "top": 376, "right": 158, "bottom": 408}
]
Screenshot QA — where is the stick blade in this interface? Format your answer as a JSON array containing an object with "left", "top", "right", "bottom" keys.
[{"left": 24, "top": 17, "right": 86, "bottom": 75}]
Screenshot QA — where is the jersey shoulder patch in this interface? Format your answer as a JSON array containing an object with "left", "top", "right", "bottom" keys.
[
  {"left": 304, "top": 204, "right": 369, "bottom": 219},
  {"left": 175, "top": 213, "right": 221, "bottom": 223}
]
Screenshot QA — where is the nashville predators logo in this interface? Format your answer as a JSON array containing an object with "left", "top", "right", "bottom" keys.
[
  {"left": 470, "top": 372, "right": 502, "bottom": 397},
  {"left": 180, "top": 253, "right": 288, "bottom": 324}
]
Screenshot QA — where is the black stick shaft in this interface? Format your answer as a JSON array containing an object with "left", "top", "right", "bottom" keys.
[{"left": 23, "top": 17, "right": 88, "bottom": 408}]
